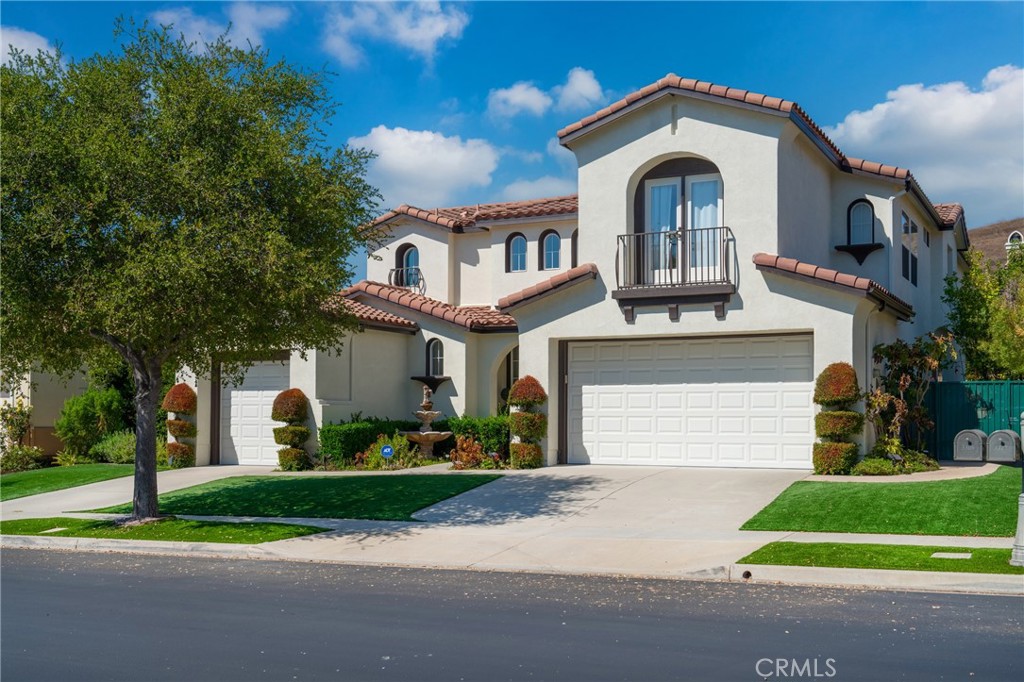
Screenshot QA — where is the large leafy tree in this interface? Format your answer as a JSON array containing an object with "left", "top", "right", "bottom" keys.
[
  {"left": 1, "top": 24, "right": 379, "bottom": 518},
  {"left": 943, "top": 247, "right": 1024, "bottom": 379}
]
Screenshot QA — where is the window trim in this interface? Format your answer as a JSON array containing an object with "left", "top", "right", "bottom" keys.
[
  {"left": 571, "top": 229, "right": 579, "bottom": 268},
  {"left": 846, "top": 200, "right": 875, "bottom": 245},
  {"left": 643, "top": 177, "right": 683, "bottom": 234},
  {"left": 426, "top": 338, "right": 444, "bottom": 377},
  {"left": 505, "top": 346, "right": 519, "bottom": 389},
  {"left": 505, "top": 232, "right": 528, "bottom": 273},
  {"left": 539, "top": 230, "right": 561, "bottom": 271},
  {"left": 684, "top": 173, "right": 724, "bottom": 231},
  {"left": 1008, "top": 231, "right": 1023, "bottom": 248}
]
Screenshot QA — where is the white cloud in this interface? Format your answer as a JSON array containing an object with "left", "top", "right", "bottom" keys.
[
  {"left": 322, "top": 1, "right": 469, "bottom": 68},
  {"left": 151, "top": 3, "right": 290, "bottom": 49},
  {"left": 487, "top": 81, "right": 552, "bottom": 118},
  {"left": 503, "top": 176, "right": 577, "bottom": 201},
  {"left": 348, "top": 125, "right": 499, "bottom": 208},
  {"left": 1, "top": 26, "right": 54, "bottom": 64},
  {"left": 547, "top": 137, "right": 577, "bottom": 172},
  {"left": 826, "top": 65, "right": 1024, "bottom": 226},
  {"left": 553, "top": 67, "right": 605, "bottom": 112}
]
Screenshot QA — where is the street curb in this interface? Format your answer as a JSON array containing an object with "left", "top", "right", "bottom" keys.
[
  {"left": 0, "top": 535, "right": 276, "bottom": 560},
  {"left": 729, "top": 563, "right": 1024, "bottom": 596}
]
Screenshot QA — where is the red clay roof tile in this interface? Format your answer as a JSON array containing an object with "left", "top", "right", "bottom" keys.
[
  {"left": 498, "top": 263, "right": 599, "bottom": 311},
  {"left": 370, "top": 195, "right": 579, "bottom": 233},
  {"left": 331, "top": 296, "right": 419, "bottom": 332},
  {"left": 345, "top": 281, "right": 518, "bottom": 332}
]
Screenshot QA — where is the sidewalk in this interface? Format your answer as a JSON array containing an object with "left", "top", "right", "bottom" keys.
[{"left": 3, "top": 464, "right": 1022, "bottom": 596}]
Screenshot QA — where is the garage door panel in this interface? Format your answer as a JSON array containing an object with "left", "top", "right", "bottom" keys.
[
  {"left": 220, "top": 361, "right": 290, "bottom": 465},
  {"left": 568, "top": 336, "right": 814, "bottom": 469}
]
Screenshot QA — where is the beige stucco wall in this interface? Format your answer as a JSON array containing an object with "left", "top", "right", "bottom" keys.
[
  {"left": 367, "top": 221, "right": 450, "bottom": 301},
  {"left": 484, "top": 218, "right": 578, "bottom": 306}
]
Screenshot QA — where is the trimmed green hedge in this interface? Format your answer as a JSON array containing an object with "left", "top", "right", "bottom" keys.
[
  {"left": 318, "top": 415, "right": 511, "bottom": 464},
  {"left": 447, "top": 415, "right": 510, "bottom": 457}
]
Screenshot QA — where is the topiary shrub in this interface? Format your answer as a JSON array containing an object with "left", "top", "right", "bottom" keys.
[
  {"left": 507, "top": 376, "right": 548, "bottom": 409},
  {"left": 510, "top": 443, "right": 543, "bottom": 469},
  {"left": 814, "top": 411, "right": 865, "bottom": 441},
  {"left": 278, "top": 447, "right": 310, "bottom": 472},
  {"left": 812, "top": 442, "right": 858, "bottom": 475},
  {"left": 54, "top": 388, "right": 126, "bottom": 456},
  {"left": 161, "top": 383, "right": 197, "bottom": 415},
  {"left": 166, "top": 442, "right": 195, "bottom": 468},
  {"left": 274, "top": 425, "right": 311, "bottom": 448},
  {"left": 166, "top": 419, "right": 197, "bottom": 439},
  {"left": 851, "top": 457, "right": 899, "bottom": 476},
  {"left": 272, "top": 388, "right": 309, "bottom": 424},
  {"left": 0, "top": 445, "right": 47, "bottom": 473},
  {"left": 509, "top": 412, "right": 547, "bottom": 443},
  {"left": 813, "top": 363, "right": 860, "bottom": 407}
]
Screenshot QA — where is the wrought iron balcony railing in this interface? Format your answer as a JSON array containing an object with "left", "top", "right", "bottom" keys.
[
  {"left": 615, "top": 226, "right": 734, "bottom": 291},
  {"left": 388, "top": 267, "right": 426, "bottom": 294}
]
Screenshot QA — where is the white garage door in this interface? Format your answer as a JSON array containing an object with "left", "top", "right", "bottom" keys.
[
  {"left": 567, "top": 335, "right": 814, "bottom": 468},
  {"left": 220, "top": 361, "right": 290, "bottom": 465}
]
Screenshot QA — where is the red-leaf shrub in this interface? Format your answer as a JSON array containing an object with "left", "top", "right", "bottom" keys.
[
  {"left": 813, "top": 363, "right": 860, "bottom": 407},
  {"left": 166, "top": 419, "right": 197, "bottom": 439},
  {"left": 814, "top": 411, "right": 865, "bottom": 441},
  {"left": 166, "top": 441, "right": 195, "bottom": 468},
  {"left": 449, "top": 435, "right": 504, "bottom": 470},
  {"left": 273, "top": 425, "right": 310, "bottom": 447},
  {"left": 510, "top": 443, "right": 543, "bottom": 469},
  {"left": 278, "top": 447, "right": 310, "bottom": 471},
  {"left": 510, "top": 412, "right": 547, "bottom": 442},
  {"left": 272, "top": 388, "right": 308, "bottom": 424},
  {"left": 161, "top": 383, "right": 197, "bottom": 415},
  {"left": 508, "top": 376, "right": 547, "bottom": 408},
  {"left": 812, "top": 442, "right": 858, "bottom": 475}
]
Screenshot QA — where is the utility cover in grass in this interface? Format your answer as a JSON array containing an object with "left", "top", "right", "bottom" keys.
[
  {"left": 96, "top": 474, "right": 502, "bottom": 521},
  {"left": 0, "top": 517, "right": 325, "bottom": 544}
]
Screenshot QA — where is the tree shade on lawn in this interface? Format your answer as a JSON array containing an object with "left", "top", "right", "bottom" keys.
[
  {"left": 0, "top": 464, "right": 134, "bottom": 502},
  {"left": 97, "top": 474, "right": 502, "bottom": 521},
  {"left": 0, "top": 23, "right": 380, "bottom": 519},
  {"left": 0, "top": 517, "right": 325, "bottom": 544},
  {"left": 741, "top": 465, "right": 1019, "bottom": 537}
]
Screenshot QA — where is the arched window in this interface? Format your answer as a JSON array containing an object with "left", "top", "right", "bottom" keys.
[
  {"left": 1008, "top": 231, "right": 1023, "bottom": 249},
  {"left": 426, "top": 339, "right": 444, "bottom": 376},
  {"left": 506, "top": 233, "right": 527, "bottom": 273},
  {"left": 571, "top": 229, "right": 579, "bottom": 268},
  {"left": 848, "top": 200, "right": 874, "bottom": 245},
  {"left": 540, "top": 230, "right": 561, "bottom": 270},
  {"left": 394, "top": 244, "right": 420, "bottom": 287}
]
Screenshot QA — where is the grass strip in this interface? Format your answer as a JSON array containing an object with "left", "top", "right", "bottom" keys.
[
  {"left": 739, "top": 541, "right": 1024, "bottom": 575},
  {"left": 95, "top": 474, "right": 502, "bottom": 521},
  {"left": 0, "top": 516, "right": 325, "bottom": 544},
  {"left": 741, "top": 465, "right": 1020, "bottom": 537},
  {"left": 1, "top": 464, "right": 135, "bottom": 502}
]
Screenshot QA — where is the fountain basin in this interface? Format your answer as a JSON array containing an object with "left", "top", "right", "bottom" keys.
[{"left": 400, "top": 430, "right": 453, "bottom": 459}]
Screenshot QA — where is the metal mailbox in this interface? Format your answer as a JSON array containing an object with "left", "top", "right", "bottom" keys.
[
  {"left": 953, "top": 429, "right": 987, "bottom": 461},
  {"left": 987, "top": 429, "right": 1022, "bottom": 463}
]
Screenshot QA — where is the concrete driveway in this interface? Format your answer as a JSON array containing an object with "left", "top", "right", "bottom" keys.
[{"left": 263, "top": 465, "right": 807, "bottom": 577}]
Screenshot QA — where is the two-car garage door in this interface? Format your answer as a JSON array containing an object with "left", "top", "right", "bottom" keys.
[{"left": 567, "top": 335, "right": 814, "bottom": 468}]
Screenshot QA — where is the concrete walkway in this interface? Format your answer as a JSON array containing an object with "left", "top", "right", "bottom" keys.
[{"left": 3, "top": 464, "right": 1021, "bottom": 595}]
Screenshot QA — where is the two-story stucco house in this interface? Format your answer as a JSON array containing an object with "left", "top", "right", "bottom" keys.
[{"left": 188, "top": 73, "right": 970, "bottom": 469}]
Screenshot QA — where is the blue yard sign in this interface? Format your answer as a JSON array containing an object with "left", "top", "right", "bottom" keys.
[{"left": 381, "top": 445, "right": 394, "bottom": 459}]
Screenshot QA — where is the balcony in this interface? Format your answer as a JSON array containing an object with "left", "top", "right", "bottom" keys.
[
  {"left": 613, "top": 226, "right": 736, "bottom": 316},
  {"left": 388, "top": 267, "right": 426, "bottom": 294}
]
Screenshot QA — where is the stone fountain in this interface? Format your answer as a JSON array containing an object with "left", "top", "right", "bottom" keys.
[{"left": 401, "top": 386, "right": 453, "bottom": 458}]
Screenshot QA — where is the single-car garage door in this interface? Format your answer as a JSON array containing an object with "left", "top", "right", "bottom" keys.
[
  {"left": 220, "top": 360, "right": 290, "bottom": 465},
  {"left": 567, "top": 335, "right": 814, "bottom": 468}
]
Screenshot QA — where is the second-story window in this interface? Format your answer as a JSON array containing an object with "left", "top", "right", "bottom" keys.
[
  {"left": 847, "top": 201, "right": 874, "bottom": 245},
  {"left": 401, "top": 245, "right": 420, "bottom": 286},
  {"left": 507, "top": 233, "right": 527, "bottom": 273},
  {"left": 541, "top": 231, "right": 561, "bottom": 270},
  {"left": 901, "top": 212, "right": 918, "bottom": 286},
  {"left": 427, "top": 339, "right": 444, "bottom": 376}
]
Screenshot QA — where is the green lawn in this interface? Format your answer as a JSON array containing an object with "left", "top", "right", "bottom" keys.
[
  {"left": 741, "top": 465, "right": 1021, "bottom": 537},
  {"left": 97, "top": 474, "right": 502, "bottom": 521},
  {"left": 0, "top": 516, "right": 325, "bottom": 544},
  {"left": 0, "top": 464, "right": 135, "bottom": 502},
  {"left": 739, "top": 541, "right": 1024, "bottom": 576}
]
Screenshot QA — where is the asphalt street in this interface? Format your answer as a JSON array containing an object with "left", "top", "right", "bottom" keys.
[{"left": 2, "top": 549, "right": 1021, "bottom": 682}]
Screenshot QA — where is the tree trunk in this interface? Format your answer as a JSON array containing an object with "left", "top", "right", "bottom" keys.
[{"left": 131, "top": 357, "right": 163, "bottom": 519}]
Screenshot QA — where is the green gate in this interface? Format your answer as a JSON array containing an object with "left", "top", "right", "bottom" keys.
[{"left": 925, "top": 381, "right": 1024, "bottom": 459}]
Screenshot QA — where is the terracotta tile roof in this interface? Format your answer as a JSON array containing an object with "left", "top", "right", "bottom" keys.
[
  {"left": 371, "top": 195, "right": 578, "bottom": 233},
  {"left": 968, "top": 217, "right": 1024, "bottom": 264},
  {"left": 336, "top": 296, "right": 418, "bottom": 332},
  {"left": 498, "top": 263, "right": 599, "bottom": 312},
  {"left": 933, "top": 202, "right": 965, "bottom": 227},
  {"left": 345, "top": 281, "right": 518, "bottom": 332},
  {"left": 752, "top": 253, "right": 914, "bottom": 320}
]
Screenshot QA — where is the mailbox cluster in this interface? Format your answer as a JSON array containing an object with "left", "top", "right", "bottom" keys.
[{"left": 953, "top": 429, "right": 1022, "bottom": 462}]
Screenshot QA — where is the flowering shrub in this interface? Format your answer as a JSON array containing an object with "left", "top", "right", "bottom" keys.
[
  {"left": 0, "top": 398, "right": 32, "bottom": 456},
  {"left": 812, "top": 363, "right": 860, "bottom": 407},
  {"left": 449, "top": 435, "right": 504, "bottom": 470},
  {"left": 813, "top": 411, "right": 864, "bottom": 441},
  {"left": 355, "top": 433, "right": 420, "bottom": 470},
  {"left": 274, "top": 425, "right": 310, "bottom": 447},
  {"left": 166, "top": 441, "right": 195, "bottom": 468},
  {"left": 166, "top": 419, "right": 197, "bottom": 439},
  {"left": 507, "top": 376, "right": 548, "bottom": 409},
  {"left": 0, "top": 445, "right": 46, "bottom": 473},
  {"left": 510, "top": 443, "right": 543, "bottom": 469},
  {"left": 161, "top": 383, "right": 197, "bottom": 415},
  {"left": 812, "top": 442, "right": 858, "bottom": 475},
  {"left": 272, "top": 388, "right": 308, "bottom": 424}
]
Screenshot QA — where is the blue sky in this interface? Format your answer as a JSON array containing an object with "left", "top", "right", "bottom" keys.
[{"left": 4, "top": 1, "right": 1023, "bottom": 273}]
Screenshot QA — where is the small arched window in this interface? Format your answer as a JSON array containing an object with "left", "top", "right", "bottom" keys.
[
  {"left": 848, "top": 201, "right": 874, "bottom": 245},
  {"left": 1008, "top": 231, "right": 1023, "bottom": 248},
  {"left": 571, "top": 229, "right": 579, "bottom": 268},
  {"left": 506, "top": 233, "right": 527, "bottom": 273},
  {"left": 426, "top": 339, "right": 444, "bottom": 376},
  {"left": 540, "top": 230, "right": 561, "bottom": 270}
]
